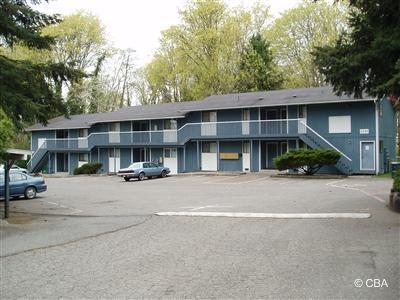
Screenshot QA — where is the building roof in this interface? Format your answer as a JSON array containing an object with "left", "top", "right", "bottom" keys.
[{"left": 27, "top": 86, "right": 374, "bottom": 131}]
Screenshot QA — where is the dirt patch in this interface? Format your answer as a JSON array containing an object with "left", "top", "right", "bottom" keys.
[{"left": 1, "top": 212, "right": 34, "bottom": 224}]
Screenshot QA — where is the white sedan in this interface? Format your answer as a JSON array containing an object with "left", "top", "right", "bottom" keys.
[{"left": 117, "top": 162, "right": 170, "bottom": 181}]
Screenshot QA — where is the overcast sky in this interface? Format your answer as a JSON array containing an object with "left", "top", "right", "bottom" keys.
[{"left": 38, "top": 0, "right": 301, "bottom": 67}]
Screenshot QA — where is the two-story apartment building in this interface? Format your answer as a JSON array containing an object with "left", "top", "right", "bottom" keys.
[{"left": 26, "top": 86, "right": 396, "bottom": 175}]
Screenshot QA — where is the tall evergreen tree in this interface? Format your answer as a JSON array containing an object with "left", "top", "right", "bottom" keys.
[
  {"left": 235, "top": 33, "right": 282, "bottom": 92},
  {"left": 0, "top": 0, "right": 82, "bottom": 129},
  {"left": 313, "top": 0, "right": 400, "bottom": 99}
]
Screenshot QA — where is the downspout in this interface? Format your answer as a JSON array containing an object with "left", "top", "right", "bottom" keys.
[{"left": 375, "top": 98, "right": 380, "bottom": 175}]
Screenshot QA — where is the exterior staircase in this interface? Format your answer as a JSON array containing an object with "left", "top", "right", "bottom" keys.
[
  {"left": 27, "top": 144, "right": 48, "bottom": 173},
  {"left": 299, "top": 122, "right": 353, "bottom": 175}
]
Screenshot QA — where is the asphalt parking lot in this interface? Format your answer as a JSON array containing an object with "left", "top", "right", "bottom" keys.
[
  {"left": 3, "top": 172, "right": 393, "bottom": 217},
  {"left": 1, "top": 173, "right": 399, "bottom": 299}
]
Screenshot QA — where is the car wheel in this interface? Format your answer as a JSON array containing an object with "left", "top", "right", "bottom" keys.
[
  {"left": 160, "top": 170, "right": 167, "bottom": 178},
  {"left": 24, "top": 186, "right": 37, "bottom": 199},
  {"left": 138, "top": 172, "right": 145, "bottom": 181},
  {"left": 124, "top": 177, "right": 130, "bottom": 182}
]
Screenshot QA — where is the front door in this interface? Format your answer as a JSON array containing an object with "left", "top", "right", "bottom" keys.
[
  {"left": 360, "top": 141, "right": 375, "bottom": 171},
  {"left": 266, "top": 143, "right": 278, "bottom": 168},
  {"left": 108, "top": 149, "right": 120, "bottom": 173}
]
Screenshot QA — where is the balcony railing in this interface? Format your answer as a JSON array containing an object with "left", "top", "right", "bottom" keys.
[{"left": 32, "top": 119, "right": 306, "bottom": 152}]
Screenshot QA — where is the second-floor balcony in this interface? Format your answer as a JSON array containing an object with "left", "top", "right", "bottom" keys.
[{"left": 37, "top": 119, "right": 307, "bottom": 152}]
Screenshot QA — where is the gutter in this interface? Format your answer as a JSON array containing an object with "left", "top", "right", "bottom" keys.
[{"left": 374, "top": 98, "right": 381, "bottom": 175}]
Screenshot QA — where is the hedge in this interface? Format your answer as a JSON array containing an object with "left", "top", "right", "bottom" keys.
[
  {"left": 274, "top": 149, "right": 341, "bottom": 175},
  {"left": 73, "top": 163, "right": 102, "bottom": 175}
]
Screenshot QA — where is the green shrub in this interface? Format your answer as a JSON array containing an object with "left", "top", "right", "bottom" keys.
[
  {"left": 73, "top": 162, "right": 102, "bottom": 175},
  {"left": 393, "top": 169, "right": 400, "bottom": 191},
  {"left": 274, "top": 149, "right": 341, "bottom": 175}
]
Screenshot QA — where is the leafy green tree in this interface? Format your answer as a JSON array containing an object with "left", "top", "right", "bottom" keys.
[
  {"left": 41, "top": 12, "right": 112, "bottom": 114},
  {"left": 235, "top": 33, "right": 282, "bottom": 92},
  {"left": 0, "top": 108, "right": 14, "bottom": 154},
  {"left": 265, "top": 0, "right": 349, "bottom": 88},
  {"left": 0, "top": 0, "right": 82, "bottom": 128},
  {"left": 313, "top": 0, "right": 400, "bottom": 99},
  {"left": 142, "top": 0, "right": 272, "bottom": 103}
]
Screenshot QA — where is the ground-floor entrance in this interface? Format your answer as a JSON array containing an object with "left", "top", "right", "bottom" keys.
[{"left": 260, "top": 141, "right": 288, "bottom": 169}]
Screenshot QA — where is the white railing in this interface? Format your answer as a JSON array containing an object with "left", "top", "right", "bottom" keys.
[{"left": 300, "top": 120, "right": 352, "bottom": 161}]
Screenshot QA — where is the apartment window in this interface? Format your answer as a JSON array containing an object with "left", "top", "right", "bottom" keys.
[
  {"left": 202, "top": 111, "right": 217, "bottom": 122},
  {"left": 329, "top": 116, "right": 351, "bottom": 133},
  {"left": 164, "top": 148, "right": 177, "bottom": 158},
  {"left": 79, "top": 153, "right": 88, "bottom": 162},
  {"left": 109, "top": 123, "right": 120, "bottom": 132},
  {"left": 243, "top": 142, "right": 250, "bottom": 153},
  {"left": 78, "top": 128, "right": 88, "bottom": 137},
  {"left": 164, "top": 119, "right": 177, "bottom": 130},
  {"left": 202, "top": 142, "right": 217, "bottom": 153}
]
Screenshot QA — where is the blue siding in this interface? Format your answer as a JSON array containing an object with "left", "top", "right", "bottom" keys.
[
  {"left": 178, "top": 147, "right": 184, "bottom": 172},
  {"left": 306, "top": 102, "right": 378, "bottom": 173},
  {"left": 251, "top": 140, "right": 260, "bottom": 171},
  {"left": 151, "top": 148, "right": 163, "bottom": 165},
  {"left": 69, "top": 153, "right": 79, "bottom": 173},
  {"left": 31, "top": 131, "right": 54, "bottom": 150},
  {"left": 120, "top": 148, "right": 131, "bottom": 168},
  {"left": 218, "top": 109, "right": 241, "bottom": 122},
  {"left": 185, "top": 141, "right": 199, "bottom": 172},
  {"left": 219, "top": 141, "right": 242, "bottom": 171}
]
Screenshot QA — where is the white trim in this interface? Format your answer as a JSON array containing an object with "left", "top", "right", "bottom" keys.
[
  {"left": 360, "top": 141, "right": 376, "bottom": 171},
  {"left": 300, "top": 121, "right": 352, "bottom": 162}
]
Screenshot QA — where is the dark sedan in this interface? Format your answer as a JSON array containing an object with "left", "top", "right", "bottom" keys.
[
  {"left": 117, "top": 162, "right": 170, "bottom": 181},
  {"left": 0, "top": 171, "right": 47, "bottom": 199}
]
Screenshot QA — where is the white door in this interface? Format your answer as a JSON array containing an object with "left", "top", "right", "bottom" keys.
[
  {"left": 164, "top": 148, "right": 178, "bottom": 174},
  {"left": 108, "top": 149, "right": 120, "bottom": 173},
  {"left": 242, "top": 142, "right": 250, "bottom": 172},
  {"left": 360, "top": 141, "right": 375, "bottom": 170},
  {"left": 201, "top": 142, "right": 217, "bottom": 171}
]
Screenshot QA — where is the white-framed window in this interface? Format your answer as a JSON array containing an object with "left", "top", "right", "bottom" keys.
[
  {"left": 78, "top": 128, "right": 88, "bottom": 137},
  {"left": 164, "top": 119, "right": 177, "bottom": 130},
  {"left": 78, "top": 153, "right": 88, "bottom": 162},
  {"left": 243, "top": 142, "right": 250, "bottom": 153},
  {"left": 202, "top": 142, "right": 217, "bottom": 153},
  {"left": 164, "top": 148, "right": 177, "bottom": 158},
  {"left": 329, "top": 116, "right": 351, "bottom": 133},
  {"left": 202, "top": 111, "right": 217, "bottom": 122},
  {"left": 109, "top": 122, "right": 120, "bottom": 132},
  {"left": 109, "top": 148, "right": 120, "bottom": 158}
]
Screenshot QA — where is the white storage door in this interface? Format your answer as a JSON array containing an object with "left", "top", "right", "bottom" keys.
[{"left": 164, "top": 148, "right": 178, "bottom": 175}]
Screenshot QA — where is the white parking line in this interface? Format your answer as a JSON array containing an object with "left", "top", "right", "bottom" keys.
[
  {"left": 156, "top": 212, "right": 371, "bottom": 219},
  {"left": 326, "top": 180, "right": 386, "bottom": 204}
]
